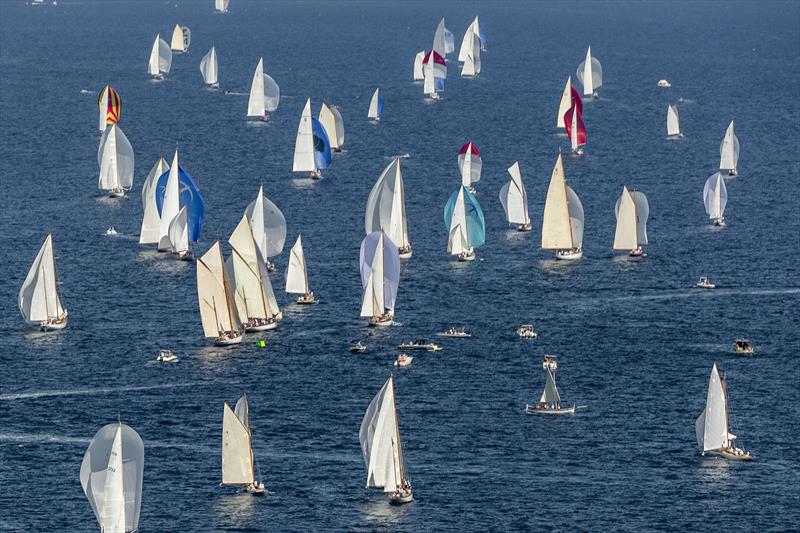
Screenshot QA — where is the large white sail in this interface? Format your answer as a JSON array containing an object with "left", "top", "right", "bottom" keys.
[
  {"left": 247, "top": 58, "right": 265, "bottom": 117},
  {"left": 359, "top": 376, "right": 402, "bottom": 494},
  {"left": 432, "top": 18, "right": 446, "bottom": 56},
  {"left": 695, "top": 363, "right": 730, "bottom": 452},
  {"left": 168, "top": 206, "right": 189, "bottom": 254},
  {"left": 97, "top": 124, "right": 134, "bottom": 192},
  {"left": 613, "top": 186, "right": 648, "bottom": 249},
  {"left": 139, "top": 156, "right": 169, "bottom": 244},
  {"left": 332, "top": 106, "right": 345, "bottom": 147},
  {"left": 447, "top": 188, "right": 469, "bottom": 255},
  {"left": 197, "top": 241, "right": 239, "bottom": 337},
  {"left": 148, "top": 34, "right": 172, "bottom": 76},
  {"left": 292, "top": 98, "right": 316, "bottom": 172},
  {"left": 413, "top": 51, "right": 425, "bottom": 80},
  {"left": 461, "top": 34, "right": 481, "bottom": 77},
  {"left": 80, "top": 423, "right": 144, "bottom": 533},
  {"left": 423, "top": 58, "right": 435, "bottom": 95},
  {"left": 576, "top": 46, "right": 602, "bottom": 96},
  {"left": 368, "top": 89, "right": 381, "bottom": 120},
  {"left": 285, "top": 235, "right": 309, "bottom": 295},
  {"left": 228, "top": 215, "right": 279, "bottom": 321},
  {"left": 458, "top": 143, "right": 482, "bottom": 185},
  {"left": 557, "top": 76, "right": 572, "bottom": 129},
  {"left": 719, "top": 120, "right": 739, "bottom": 173},
  {"left": 199, "top": 46, "right": 218, "bottom": 86},
  {"left": 215, "top": 0, "right": 229, "bottom": 13},
  {"left": 319, "top": 103, "right": 342, "bottom": 151},
  {"left": 667, "top": 104, "right": 681, "bottom": 136},
  {"left": 19, "top": 234, "right": 65, "bottom": 324},
  {"left": 540, "top": 369, "right": 561, "bottom": 406},
  {"left": 245, "top": 185, "right": 286, "bottom": 261},
  {"left": 499, "top": 162, "right": 530, "bottom": 226},
  {"left": 458, "top": 19, "right": 477, "bottom": 62},
  {"left": 157, "top": 150, "right": 181, "bottom": 251},
  {"left": 703, "top": 172, "right": 728, "bottom": 220},
  {"left": 566, "top": 186, "right": 584, "bottom": 249},
  {"left": 359, "top": 232, "right": 400, "bottom": 318},
  {"left": 222, "top": 401, "right": 254, "bottom": 485},
  {"left": 364, "top": 158, "right": 410, "bottom": 251},
  {"left": 170, "top": 24, "right": 190, "bottom": 53},
  {"left": 541, "top": 154, "right": 574, "bottom": 250}
]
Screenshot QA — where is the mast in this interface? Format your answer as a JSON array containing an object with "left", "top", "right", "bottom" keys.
[
  {"left": 631, "top": 189, "right": 639, "bottom": 247},
  {"left": 722, "top": 373, "right": 730, "bottom": 448},
  {"left": 221, "top": 248, "right": 238, "bottom": 332},
  {"left": 49, "top": 233, "right": 64, "bottom": 317},
  {"left": 391, "top": 375, "right": 406, "bottom": 484}
]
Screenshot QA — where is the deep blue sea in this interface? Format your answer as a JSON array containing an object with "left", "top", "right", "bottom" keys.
[{"left": 1, "top": 1, "right": 799, "bottom": 531}]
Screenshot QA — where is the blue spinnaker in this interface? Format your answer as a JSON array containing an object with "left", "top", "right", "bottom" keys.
[
  {"left": 155, "top": 166, "right": 205, "bottom": 242},
  {"left": 311, "top": 118, "right": 332, "bottom": 170},
  {"left": 443, "top": 186, "right": 485, "bottom": 248}
]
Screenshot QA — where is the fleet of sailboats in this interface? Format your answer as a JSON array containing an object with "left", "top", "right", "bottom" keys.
[
  {"left": 667, "top": 104, "right": 682, "bottom": 137},
  {"left": 365, "top": 158, "right": 412, "bottom": 258},
  {"left": 147, "top": 34, "right": 172, "bottom": 79},
  {"left": 285, "top": 235, "right": 315, "bottom": 304},
  {"left": 719, "top": 120, "right": 739, "bottom": 176},
  {"left": 197, "top": 241, "right": 242, "bottom": 345},
  {"left": 360, "top": 231, "right": 401, "bottom": 326},
  {"left": 247, "top": 57, "right": 280, "bottom": 120},
  {"left": 444, "top": 185, "right": 486, "bottom": 261},
  {"left": 199, "top": 46, "right": 218, "bottom": 88},
  {"left": 97, "top": 85, "right": 121, "bottom": 133},
  {"left": 576, "top": 46, "right": 603, "bottom": 98},
  {"left": 170, "top": 24, "right": 191, "bottom": 53},
  {"left": 695, "top": 363, "right": 751, "bottom": 460},
  {"left": 222, "top": 394, "right": 266, "bottom": 493},
  {"left": 97, "top": 124, "right": 134, "bottom": 198},
  {"left": 541, "top": 154, "right": 584, "bottom": 259},
  {"left": 499, "top": 162, "right": 531, "bottom": 231},
  {"left": 360, "top": 376, "right": 414, "bottom": 504},
  {"left": 19, "top": 234, "right": 68, "bottom": 331},
  {"left": 319, "top": 102, "right": 345, "bottom": 151},
  {"left": 80, "top": 422, "right": 144, "bottom": 533},
  {"left": 368, "top": 88, "right": 383, "bottom": 121},
  {"left": 613, "top": 186, "right": 649, "bottom": 257},
  {"left": 703, "top": 172, "right": 728, "bottom": 226}
]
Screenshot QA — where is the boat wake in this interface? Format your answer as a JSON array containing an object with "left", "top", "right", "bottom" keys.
[
  {"left": 599, "top": 287, "right": 800, "bottom": 304},
  {"left": 224, "top": 91, "right": 248, "bottom": 96},
  {"left": 0, "top": 382, "right": 203, "bottom": 402}
]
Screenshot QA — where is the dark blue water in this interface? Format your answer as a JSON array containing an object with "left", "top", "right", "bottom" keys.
[{"left": 1, "top": 1, "right": 799, "bottom": 531}]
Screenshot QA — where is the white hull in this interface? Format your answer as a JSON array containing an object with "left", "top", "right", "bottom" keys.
[
  {"left": 388, "top": 491, "right": 414, "bottom": 504},
  {"left": 398, "top": 246, "right": 413, "bottom": 259},
  {"left": 704, "top": 448, "right": 752, "bottom": 461},
  {"left": 458, "top": 251, "right": 476, "bottom": 262},
  {"left": 108, "top": 188, "right": 125, "bottom": 198},
  {"left": 525, "top": 404, "right": 576, "bottom": 415},
  {"left": 244, "top": 319, "right": 277, "bottom": 332},
  {"left": 39, "top": 313, "right": 69, "bottom": 331},
  {"left": 369, "top": 316, "right": 394, "bottom": 327},
  {"left": 214, "top": 333, "right": 242, "bottom": 346},
  {"left": 296, "top": 293, "right": 317, "bottom": 305},
  {"left": 555, "top": 249, "right": 583, "bottom": 260},
  {"left": 516, "top": 223, "right": 532, "bottom": 232}
]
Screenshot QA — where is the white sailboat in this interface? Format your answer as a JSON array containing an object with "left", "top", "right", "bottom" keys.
[
  {"left": 458, "top": 142, "right": 482, "bottom": 192},
  {"left": 197, "top": 241, "right": 243, "bottom": 345},
  {"left": 98, "top": 85, "right": 121, "bottom": 133},
  {"left": 541, "top": 154, "right": 584, "bottom": 259},
  {"left": 285, "top": 235, "right": 315, "bottom": 304},
  {"left": 499, "top": 162, "right": 531, "bottom": 231},
  {"left": 458, "top": 17, "right": 482, "bottom": 62},
  {"left": 360, "top": 376, "right": 413, "bottom": 504},
  {"left": 695, "top": 363, "right": 751, "bottom": 460},
  {"left": 147, "top": 34, "right": 172, "bottom": 79},
  {"left": 170, "top": 24, "right": 191, "bottom": 53},
  {"left": 246, "top": 57, "right": 280, "bottom": 120},
  {"left": 222, "top": 395, "right": 266, "bottom": 494},
  {"left": 244, "top": 184, "right": 286, "bottom": 271},
  {"left": 139, "top": 155, "right": 169, "bottom": 245},
  {"left": 97, "top": 124, "right": 134, "bottom": 198},
  {"left": 199, "top": 46, "right": 219, "bottom": 88},
  {"left": 19, "top": 234, "right": 68, "bottom": 331},
  {"left": 667, "top": 104, "right": 682, "bottom": 137},
  {"left": 413, "top": 51, "right": 425, "bottom": 81},
  {"left": 525, "top": 356, "right": 576, "bottom": 415},
  {"left": 460, "top": 34, "right": 481, "bottom": 77},
  {"left": 227, "top": 215, "right": 282, "bottom": 332},
  {"left": 319, "top": 102, "right": 344, "bottom": 152},
  {"left": 365, "top": 157, "right": 412, "bottom": 258},
  {"left": 214, "top": 0, "right": 229, "bottom": 13},
  {"left": 703, "top": 172, "right": 728, "bottom": 226},
  {"left": 433, "top": 18, "right": 447, "bottom": 57},
  {"left": 168, "top": 206, "right": 191, "bottom": 259},
  {"left": 719, "top": 120, "right": 739, "bottom": 176},
  {"left": 368, "top": 88, "right": 382, "bottom": 121},
  {"left": 157, "top": 150, "right": 181, "bottom": 252},
  {"left": 360, "top": 231, "right": 401, "bottom": 326},
  {"left": 613, "top": 186, "right": 649, "bottom": 257},
  {"left": 292, "top": 98, "right": 320, "bottom": 177},
  {"left": 556, "top": 76, "right": 573, "bottom": 129},
  {"left": 576, "top": 46, "right": 602, "bottom": 98},
  {"left": 80, "top": 422, "right": 144, "bottom": 533}
]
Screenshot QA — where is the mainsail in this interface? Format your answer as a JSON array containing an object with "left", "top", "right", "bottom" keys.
[
  {"left": 368, "top": 88, "right": 383, "bottom": 120},
  {"left": 168, "top": 206, "right": 189, "bottom": 254},
  {"left": 319, "top": 103, "right": 344, "bottom": 150},
  {"left": 285, "top": 235, "right": 310, "bottom": 295},
  {"left": 170, "top": 24, "right": 191, "bottom": 53},
  {"left": 155, "top": 150, "right": 205, "bottom": 247},
  {"left": 365, "top": 158, "right": 410, "bottom": 252},
  {"left": 147, "top": 34, "right": 172, "bottom": 76},
  {"left": 564, "top": 103, "right": 586, "bottom": 152},
  {"left": 613, "top": 186, "right": 649, "bottom": 250},
  {"left": 444, "top": 186, "right": 486, "bottom": 252},
  {"left": 359, "top": 231, "right": 401, "bottom": 319},
  {"left": 541, "top": 154, "right": 583, "bottom": 250},
  {"left": 227, "top": 215, "right": 280, "bottom": 322},
  {"left": 667, "top": 104, "right": 681, "bottom": 136},
  {"left": 695, "top": 363, "right": 731, "bottom": 452},
  {"left": 461, "top": 34, "right": 481, "bottom": 77},
  {"left": 222, "top": 398, "right": 255, "bottom": 485},
  {"left": 413, "top": 51, "right": 425, "bottom": 81},
  {"left": 19, "top": 234, "right": 65, "bottom": 324},
  {"left": 199, "top": 46, "right": 218, "bottom": 86},
  {"left": 293, "top": 99, "right": 316, "bottom": 172},
  {"left": 197, "top": 241, "right": 240, "bottom": 337},
  {"left": 703, "top": 172, "right": 728, "bottom": 220},
  {"left": 719, "top": 120, "right": 739, "bottom": 173},
  {"left": 245, "top": 185, "right": 286, "bottom": 263},
  {"left": 247, "top": 58, "right": 280, "bottom": 117},
  {"left": 97, "top": 124, "right": 134, "bottom": 192},
  {"left": 576, "top": 46, "right": 603, "bottom": 96},
  {"left": 499, "top": 162, "right": 531, "bottom": 226},
  {"left": 359, "top": 376, "right": 405, "bottom": 494},
  {"left": 457, "top": 142, "right": 482, "bottom": 186},
  {"left": 540, "top": 369, "right": 561, "bottom": 406},
  {"left": 215, "top": 0, "right": 229, "bottom": 13}
]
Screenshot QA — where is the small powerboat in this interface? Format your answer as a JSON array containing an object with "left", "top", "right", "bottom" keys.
[
  {"left": 156, "top": 349, "right": 179, "bottom": 363},
  {"left": 516, "top": 325, "right": 538, "bottom": 338},
  {"left": 733, "top": 339, "right": 753, "bottom": 355},
  {"left": 349, "top": 341, "right": 366, "bottom": 353},
  {"left": 398, "top": 339, "right": 442, "bottom": 352},
  {"left": 394, "top": 354, "right": 413, "bottom": 367},
  {"left": 657, "top": 79, "right": 672, "bottom": 88},
  {"left": 105, "top": 226, "right": 118, "bottom": 236},
  {"left": 696, "top": 276, "right": 715, "bottom": 289},
  {"left": 436, "top": 327, "right": 471, "bottom": 338}
]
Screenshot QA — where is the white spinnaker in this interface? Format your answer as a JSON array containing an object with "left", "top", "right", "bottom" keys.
[
  {"left": 80, "top": 423, "right": 144, "bottom": 533},
  {"left": 499, "top": 162, "right": 530, "bottom": 226},
  {"left": 200, "top": 46, "right": 218, "bottom": 85},
  {"left": 19, "top": 234, "right": 64, "bottom": 323},
  {"left": 168, "top": 206, "right": 189, "bottom": 254},
  {"left": 413, "top": 51, "right": 425, "bottom": 80},
  {"left": 667, "top": 105, "right": 681, "bottom": 136},
  {"left": 364, "top": 158, "right": 409, "bottom": 250},
  {"left": 157, "top": 150, "right": 181, "bottom": 251},
  {"left": 292, "top": 99, "right": 316, "bottom": 172},
  {"left": 285, "top": 235, "right": 309, "bottom": 294},
  {"left": 557, "top": 77, "right": 572, "bottom": 129},
  {"left": 368, "top": 89, "right": 381, "bottom": 119},
  {"left": 222, "top": 402, "right": 254, "bottom": 484},
  {"left": 139, "top": 156, "right": 169, "bottom": 244},
  {"left": 197, "top": 241, "right": 238, "bottom": 337},
  {"left": 541, "top": 154, "right": 574, "bottom": 250},
  {"left": 458, "top": 144, "right": 482, "bottom": 184},
  {"left": 359, "top": 377, "right": 401, "bottom": 493},
  {"left": 703, "top": 172, "right": 728, "bottom": 219},
  {"left": 461, "top": 34, "right": 481, "bottom": 77},
  {"left": 319, "top": 103, "right": 340, "bottom": 150},
  {"left": 98, "top": 125, "right": 134, "bottom": 191},
  {"left": 695, "top": 363, "right": 729, "bottom": 452},
  {"left": 432, "top": 18, "right": 446, "bottom": 56},
  {"left": 458, "top": 19, "right": 476, "bottom": 62},
  {"left": 539, "top": 369, "right": 561, "bottom": 405},
  {"left": 576, "top": 46, "right": 602, "bottom": 96},
  {"left": 245, "top": 185, "right": 287, "bottom": 260},
  {"left": 719, "top": 120, "right": 739, "bottom": 172}
]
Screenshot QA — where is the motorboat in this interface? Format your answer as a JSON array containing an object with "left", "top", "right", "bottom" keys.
[
  {"left": 516, "top": 325, "right": 538, "bottom": 338},
  {"left": 733, "top": 339, "right": 753, "bottom": 354},
  {"left": 525, "top": 356, "right": 576, "bottom": 415},
  {"left": 398, "top": 339, "right": 442, "bottom": 352},
  {"left": 156, "top": 349, "right": 179, "bottom": 363},
  {"left": 105, "top": 226, "right": 118, "bottom": 236},
  {"left": 696, "top": 276, "right": 715, "bottom": 289},
  {"left": 394, "top": 354, "right": 413, "bottom": 367},
  {"left": 658, "top": 79, "right": 671, "bottom": 88},
  {"left": 436, "top": 327, "right": 471, "bottom": 338},
  {"left": 350, "top": 341, "right": 367, "bottom": 353}
]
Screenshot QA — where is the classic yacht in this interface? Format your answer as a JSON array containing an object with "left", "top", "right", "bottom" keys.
[
  {"left": 696, "top": 362, "right": 751, "bottom": 460},
  {"left": 394, "top": 354, "right": 413, "bottom": 367},
  {"left": 734, "top": 339, "right": 753, "bottom": 354},
  {"left": 350, "top": 341, "right": 367, "bottom": 353},
  {"left": 516, "top": 325, "right": 538, "bottom": 338},
  {"left": 156, "top": 349, "right": 179, "bottom": 363},
  {"left": 436, "top": 327, "right": 471, "bottom": 338},
  {"left": 525, "top": 356, "right": 576, "bottom": 415},
  {"left": 398, "top": 340, "right": 442, "bottom": 352},
  {"left": 696, "top": 276, "right": 715, "bottom": 289}
]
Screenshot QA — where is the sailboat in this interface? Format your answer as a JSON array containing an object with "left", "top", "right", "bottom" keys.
[
  {"left": 460, "top": 34, "right": 481, "bottom": 77},
  {"left": 444, "top": 186, "right": 486, "bottom": 262},
  {"left": 576, "top": 46, "right": 603, "bottom": 98},
  {"left": 97, "top": 124, "right": 134, "bottom": 198},
  {"left": 199, "top": 46, "right": 219, "bottom": 88},
  {"left": 139, "top": 155, "right": 169, "bottom": 245},
  {"left": 667, "top": 104, "right": 683, "bottom": 137},
  {"left": 360, "top": 375, "right": 414, "bottom": 504},
  {"left": 360, "top": 231, "right": 401, "bottom": 326},
  {"left": 222, "top": 395, "right": 266, "bottom": 494},
  {"left": 245, "top": 185, "right": 286, "bottom": 272},
  {"left": 197, "top": 241, "right": 243, "bottom": 345},
  {"left": 695, "top": 363, "right": 751, "bottom": 460},
  {"left": 19, "top": 234, "right": 68, "bottom": 331},
  {"left": 423, "top": 50, "right": 446, "bottom": 100},
  {"left": 214, "top": 0, "right": 229, "bottom": 13},
  {"left": 227, "top": 215, "right": 282, "bottom": 332},
  {"left": 319, "top": 102, "right": 345, "bottom": 152},
  {"left": 98, "top": 85, "right": 121, "bottom": 133},
  {"left": 613, "top": 186, "right": 649, "bottom": 257},
  {"left": 457, "top": 142, "right": 482, "bottom": 193},
  {"left": 156, "top": 149, "right": 205, "bottom": 252},
  {"left": 368, "top": 88, "right": 383, "bottom": 122},
  {"left": 286, "top": 235, "right": 315, "bottom": 304},
  {"left": 80, "top": 422, "right": 144, "bottom": 533},
  {"left": 246, "top": 57, "right": 280, "bottom": 120},
  {"left": 703, "top": 172, "right": 728, "bottom": 226},
  {"left": 525, "top": 356, "right": 576, "bottom": 414},
  {"left": 292, "top": 98, "right": 331, "bottom": 178},
  {"left": 564, "top": 102, "right": 586, "bottom": 155},
  {"left": 147, "top": 34, "right": 172, "bottom": 79},
  {"left": 170, "top": 24, "right": 191, "bottom": 53},
  {"left": 499, "top": 162, "right": 532, "bottom": 231},
  {"left": 365, "top": 157, "right": 412, "bottom": 258},
  {"left": 541, "top": 154, "right": 584, "bottom": 259},
  {"left": 432, "top": 18, "right": 447, "bottom": 57},
  {"left": 556, "top": 78, "right": 583, "bottom": 130},
  {"left": 458, "top": 17, "right": 484, "bottom": 61},
  {"left": 719, "top": 120, "right": 739, "bottom": 176},
  {"left": 413, "top": 51, "right": 425, "bottom": 81},
  {"left": 168, "top": 206, "right": 191, "bottom": 259}
]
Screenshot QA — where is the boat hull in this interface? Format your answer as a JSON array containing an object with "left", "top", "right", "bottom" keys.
[
  {"left": 516, "top": 223, "right": 532, "bottom": 232},
  {"left": 705, "top": 449, "right": 752, "bottom": 461},
  {"left": 40, "top": 312, "right": 68, "bottom": 331},
  {"left": 214, "top": 333, "right": 242, "bottom": 346},
  {"left": 555, "top": 249, "right": 583, "bottom": 260},
  {"left": 398, "top": 246, "right": 413, "bottom": 259},
  {"left": 245, "top": 321, "right": 277, "bottom": 332},
  {"left": 369, "top": 315, "right": 394, "bottom": 327},
  {"left": 525, "top": 404, "right": 576, "bottom": 415},
  {"left": 388, "top": 491, "right": 414, "bottom": 505},
  {"left": 296, "top": 293, "right": 316, "bottom": 305}
]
